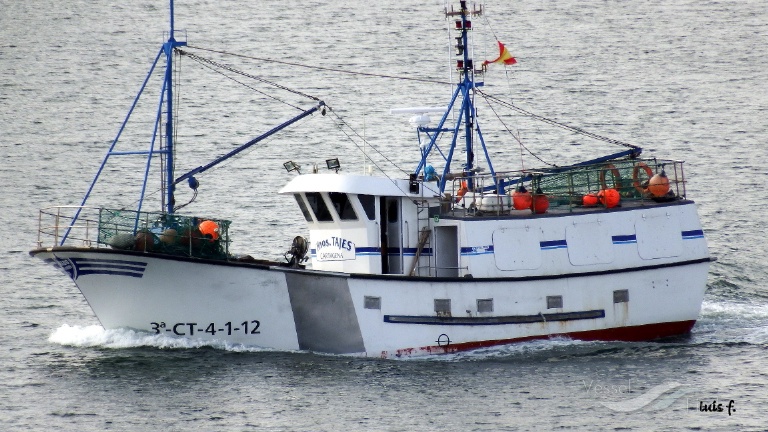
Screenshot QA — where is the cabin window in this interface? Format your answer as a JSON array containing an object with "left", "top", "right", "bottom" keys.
[
  {"left": 434, "top": 299, "right": 451, "bottom": 316},
  {"left": 387, "top": 199, "right": 399, "bottom": 223},
  {"left": 329, "top": 192, "right": 358, "bottom": 220},
  {"left": 358, "top": 194, "right": 376, "bottom": 220},
  {"left": 293, "top": 194, "right": 313, "bottom": 222},
  {"left": 305, "top": 192, "right": 333, "bottom": 222},
  {"left": 546, "top": 295, "right": 563, "bottom": 309}
]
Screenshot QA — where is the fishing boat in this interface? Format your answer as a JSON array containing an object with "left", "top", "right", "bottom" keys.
[{"left": 31, "top": 1, "right": 712, "bottom": 358}]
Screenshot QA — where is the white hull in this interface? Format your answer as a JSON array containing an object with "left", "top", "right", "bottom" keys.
[{"left": 34, "top": 232, "right": 710, "bottom": 358}]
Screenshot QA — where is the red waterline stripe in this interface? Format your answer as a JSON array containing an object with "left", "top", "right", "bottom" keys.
[{"left": 381, "top": 320, "right": 696, "bottom": 358}]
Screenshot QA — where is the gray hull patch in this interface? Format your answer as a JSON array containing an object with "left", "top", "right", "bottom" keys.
[{"left": 285, "top": 273, "right": 365, "bottom": 354}]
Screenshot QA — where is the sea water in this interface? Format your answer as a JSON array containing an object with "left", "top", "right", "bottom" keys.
[{"left": 2, "top": 0, "right": 767, "bottom": 430}]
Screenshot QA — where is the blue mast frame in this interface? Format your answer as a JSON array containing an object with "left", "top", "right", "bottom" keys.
[
  {"left": 413, "top": 3, "right": 497, "bottom": 194},
  {"left": 60, "top": 0, "right": 324, "bottom": 245},
  {"left": 60, "top": 1, "right": 186, "bottom": 245}
]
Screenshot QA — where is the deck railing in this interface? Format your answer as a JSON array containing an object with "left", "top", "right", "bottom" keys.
[
  {"left": 443, "top": 158, "right": 686, "bottom": 216},
  {"left": 36, "top": 206, "right": 232, "bottom": 260}
]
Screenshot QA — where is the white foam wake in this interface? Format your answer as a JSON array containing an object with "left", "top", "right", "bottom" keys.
[
  {"left": 48, "top": 324, "right": 272, "bottom": 352},
  {"left": 694, "top": 300, "right": 768, "bottom": 344},
  {"left": 700, "top": 299, "right": 768, "bottom": 321}
]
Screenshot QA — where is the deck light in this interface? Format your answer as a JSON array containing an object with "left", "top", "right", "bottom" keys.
[
  {"left": 283, "top": 160, "right": 301, "bottom": 174},
  {"left": 326, "top": 158, "right": 341, "bottom": 173}
]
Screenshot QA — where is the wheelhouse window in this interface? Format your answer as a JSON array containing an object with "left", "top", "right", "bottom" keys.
[
  {"left": 305, "top": 192, "right": 334, "bottom": 222},
  {"left": 293, "top": 194, "right": 313, "bottom": 222},
  {"left": 329, "top": 192, "right": 358, "bottom": 221},
  {"left": 358, "top": 194, "right": 376, "bottom": 220}
]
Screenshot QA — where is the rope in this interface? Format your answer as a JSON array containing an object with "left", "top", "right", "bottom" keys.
[
  {"left": 477, "top": 92, "right": 556, "bottom": 168},
  {"left": 328, "top": 110, "right": 409, "bottom": 176},
  {"left": 185, "top": 45, "right": 453, "bottom": 86},
  {"left": 478, "top": 90, "right": 640, "bottom": 150},
  {"left": 178, "top": 49, "right": 321, "bottom": 104}
]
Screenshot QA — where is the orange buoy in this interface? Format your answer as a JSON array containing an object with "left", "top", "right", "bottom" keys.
[
  {"left": 531, "top": 188, "right": 549, "bottom": 214},
  {"left": 598, "top": 188, "right": 620, "bottom": 208},
  {"left": 198, "top": 220, "right": 219, "bottom": 241},
  {"left": 159, "top": 228, "right": 178, "bottom": 245},
  {"left": 180, "top": 227, "right": 202, "bottom": 249},
  {"left": 582, "top": 193, "right": 599, "bottom": 206},
  {"left": 647, "top": 171, "right": 671, "bottom": 197},
  {"left": 134, "top": 230, "right": 155, "bottom": 251},
  {"left": 511, "top": 185, "right": 532, "bottom": 210}
]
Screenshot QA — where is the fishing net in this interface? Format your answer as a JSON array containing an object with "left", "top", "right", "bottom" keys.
[
  {"left": 449, "top": 158, "right": 685, "bottom": 214},
  {"left": 97, "top": 209, "right": 231, "bottom": 260},
  {"left": 531, "top": 158, "right": 682, "bottom": 204}
]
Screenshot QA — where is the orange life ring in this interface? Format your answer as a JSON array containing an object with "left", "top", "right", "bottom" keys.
[
  {"left": 632, "top": 162, "right": 653, "bottom": 194},
  {"left": 599, "top": 164, "right": 622, "bottom": 190}
]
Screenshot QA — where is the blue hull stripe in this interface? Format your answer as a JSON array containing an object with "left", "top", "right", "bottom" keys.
[
  {"left": 682, "top": 229, "right": 705, "bottom": 239},
  {"left": 309, "top": 229, "right": 704, "bottom": 260},
  {"left": 612, "top": 234, "right": 637, "bottom": 244},
  {"left": 47, "top": 257, "right": 147, "bottom": 280},
  {"left": 540, "top": 240, "right": 567, "bottom": 250}
]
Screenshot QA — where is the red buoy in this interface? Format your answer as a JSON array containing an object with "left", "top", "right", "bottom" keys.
[{"left": 531, "top": 188, "right": 549, "bottom": 214}]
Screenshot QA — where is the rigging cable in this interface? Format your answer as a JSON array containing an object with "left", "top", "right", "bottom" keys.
[
  {"left": 180, "top": 48, "right": 412, "bottom": 176},
  {"left": 185, "top": 46, "right": 452, "bottom": 86},
  {"left": 328, "top": 110, "right": 409, "bottom": 176},
  {"left": 478, "top": 90, "right": 640, "bottom": 150},
  {"left": 178, "top": 49, "right": 311, "bottom": 111},
  {"left": 477, "top": 91, "right": 556, "bottom": 168}
]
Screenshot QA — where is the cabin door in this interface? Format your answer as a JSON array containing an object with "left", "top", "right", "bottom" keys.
[
  {"left": 434, "top": 225, "right": 459, "bottom": 277},
  {"left": 380, "top": 197, "right": 403, "bottom": 274}
]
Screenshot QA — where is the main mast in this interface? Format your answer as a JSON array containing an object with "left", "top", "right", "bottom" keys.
[
  {"left": 413, "top": 1, "right": 497, "bottom": 193},
  {"left": 162, "top": 0, "right": 187, "bottom": 214}
]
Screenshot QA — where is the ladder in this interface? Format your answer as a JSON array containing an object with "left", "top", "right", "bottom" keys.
[{"left": 408, "top": 199, "right": 432, "bottom": 276}]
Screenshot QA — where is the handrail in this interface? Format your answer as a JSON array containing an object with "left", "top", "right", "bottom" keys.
[
  {"left": 37, "top": 206, "right": 102, "bottom": 248},
  {"left": 444, "top": 158, "right": 686, "bottom": 216}
]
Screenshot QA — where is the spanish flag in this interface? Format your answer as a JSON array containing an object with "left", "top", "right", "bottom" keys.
[{"left": 483, "top": 41, "right": 517, "bottom": 66}]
